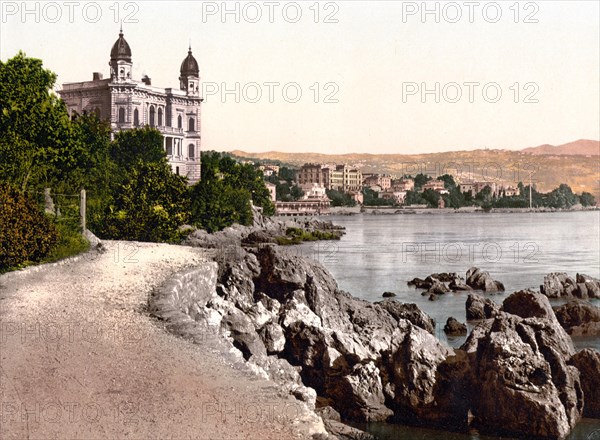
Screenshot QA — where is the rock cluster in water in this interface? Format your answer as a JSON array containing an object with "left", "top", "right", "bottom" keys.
[
  {"left": 183, "top": 236, "right": 599, "bottom": 440},
  {"left": 408, "top": 268, "right": 505, "bottom": 301},
  {"left": 540, "top": 272, "right": 600, "bottom": 298}
]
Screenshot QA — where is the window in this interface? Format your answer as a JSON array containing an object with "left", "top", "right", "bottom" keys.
[
  {"left": 158, "top": 108, "right": 163, "bottom": 127},
  {"left": 166, "top": 138, "right": 173, "bottom": 156},
  {"left": 188, "top": 144, "right": 195, "bottom": 159},
  {"left": 188, "top": 118, "right": 195, "bottom": 132},
  {"left": 177, "top": 115, "right": 182, "bottom": 129},
  {"left": 149, "top": 106, "right": 156, "bottom": 127},
  {"left": 118, "top": 108, "right": 125, "bottom": 123},
  {"left": 175, "top": 166, "right": 180, "bottom": 175},
  {"left": 133, "top": 108, "right": 139, "bottom": 126}
]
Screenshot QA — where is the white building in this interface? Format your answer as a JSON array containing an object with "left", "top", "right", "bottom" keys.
[{"left": 58, "top": 29, "right": 203, "bottom": 183}]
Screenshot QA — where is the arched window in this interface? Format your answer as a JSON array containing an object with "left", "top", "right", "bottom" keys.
[
  {"left": 177, "top": 115, "right": 182, "bottom": 129},
  {"left": 118, "top": 108, "right": 125, "bottom": 123},
  {"left": 149, "top": 106, "right": 156, "bottom": 127},
  {"left": 188, "top": 118, "right": 195, "bottom": 132},
  {"left": 133, "top": 108, "right": 139, "bottom": 126},
  {"left": 158, "top": 108, "right": 163, "bottom": 127},
  {"left": 188, "top": 144, "right": 195, "bottom": 159}
]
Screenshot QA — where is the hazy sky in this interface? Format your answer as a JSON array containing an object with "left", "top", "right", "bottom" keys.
[{"left": 1, "top": 1, "right": 599, "bottom": 154}]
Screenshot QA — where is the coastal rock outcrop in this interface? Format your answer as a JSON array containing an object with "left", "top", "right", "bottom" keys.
[
  {"left": 540, "top": 272, "right": 600, "bottom": 299},
  {"left": 465, "top": 293, "right": 499, "bottom": 320},
  {"left": 410, "top": 269, "right": 503, "bottom": 294},
  {"left": 465, "top": 267, "right": 505, "bottom": 292},
  {"left": 463, "top": 290, "right": 584, "bottom": 440},
  {"left": 176, "top": 232, "right": 597, "bottom": 439},
  {"left": 553, "top": 301, "right": 600, "bottom": 335}
]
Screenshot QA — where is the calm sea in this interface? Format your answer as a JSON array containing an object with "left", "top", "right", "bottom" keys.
[{"left": 292, "top": 210, "right": 600, "bottom": 439}]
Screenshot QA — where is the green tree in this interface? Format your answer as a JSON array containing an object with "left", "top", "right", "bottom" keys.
[
  {"left": 413, "top": 173, "right": 431, "bottom": 191},
  {"left": 0, "top": 52, "right": 80, "bottom": 190},
  {"left": 580, "top": 192, "right": 596, "bottom": 207},
  {"left": 326, "top": 189, "right": 356, "bottom": 207},
  {"left": 422, "top": 189, "right": 441, "bottom": 207},
  {"left": 110, "top": 127, "right": 167, "bottom": 170},
  {"left": 189, "top": 152, "right": 275, "bottom": 232}
]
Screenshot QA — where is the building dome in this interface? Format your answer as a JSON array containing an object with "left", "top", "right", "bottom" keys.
[
  {"left": 110, "top": 30, "right": 132, "bottom": 62},
  {"left": 180, "top": 47, "right": 199, "bottom": 77}
]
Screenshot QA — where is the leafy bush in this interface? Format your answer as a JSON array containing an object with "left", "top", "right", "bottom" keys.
[
  {"left": 0, "top": 182, "right": 59, "bottom": 271},
  {"left": 96, "top": 160, "right": 190, "bottom": 243},
  {"left": 42, "top": 220, "right": 89, "bottom": 264}
]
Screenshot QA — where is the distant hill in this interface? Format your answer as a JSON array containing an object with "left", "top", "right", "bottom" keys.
[
  {"left": 228, "top": 140, "right": 600, "bottom": 199},
  {"left": 521, "top": 139, "right": 599, "bottom": 156}
]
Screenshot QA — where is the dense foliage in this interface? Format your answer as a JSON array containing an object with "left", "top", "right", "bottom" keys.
[
  {"left": 326, "top": 189, "right": 356, "bottom": 207},
  {"left": 189, "top": 152, "right": 275, "bottom": 232},
  {"left": 0, "top": 182, "right": 59, "bottom": 271},
  {"left": 266, "top": 166, "right": 303, "bottom": 201}
]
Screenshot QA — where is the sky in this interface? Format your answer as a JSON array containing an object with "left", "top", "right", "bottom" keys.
[{"left": 1, "top": 0, "right": 599, "bottom": 154}]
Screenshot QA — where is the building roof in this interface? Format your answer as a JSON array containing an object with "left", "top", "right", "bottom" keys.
[
  {"left": 110, "top": 29, "right": 132, "bottom": 62},
  {"left": 180, "top": 47, "right": 199, "bottom": 77}
]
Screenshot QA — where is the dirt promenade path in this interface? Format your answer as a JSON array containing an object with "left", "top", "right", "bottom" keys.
[{"left": 0, "top": 241, "right": 322, "bottom": 440}]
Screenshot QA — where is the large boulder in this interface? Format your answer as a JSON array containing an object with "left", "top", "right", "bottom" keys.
[
  {"left": 444, "top": 317, "right": 467, "bottom": 336},
  {"left": 502, "top": 289, "right": 554, "bottom": 318},
  {"left": 466, "top": 267, "right": 505, "bottom": 292},
  {"left": 465, "top": 293, "right": 500, "bottom": 320},
  {"left": 383, "top": 322, "right": 469, "bottom": 429},
  {"left": 325, "top": 361, "right": 393, "bottom": 422},
  {"left": 569, "top": 349, "right": 600, "bottom": 418},
  {"left": 470, "top": 312, "right": 583, "bottom": 439},
  {"left": 554, "top": 301, "right": 600, "bottom": 335}
]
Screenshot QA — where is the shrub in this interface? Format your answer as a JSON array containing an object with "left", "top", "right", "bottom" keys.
[{"left": 0, "top": 182, "right": 59, "bottom": 271}]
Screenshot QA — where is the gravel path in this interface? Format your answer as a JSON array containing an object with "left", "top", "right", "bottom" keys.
[{"left": 0, "top": 241, "right": 322, "bottom": 440}]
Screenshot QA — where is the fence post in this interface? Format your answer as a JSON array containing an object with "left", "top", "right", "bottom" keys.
[{"left": 80, "top": 189, "right": 86, "bottom": 232}]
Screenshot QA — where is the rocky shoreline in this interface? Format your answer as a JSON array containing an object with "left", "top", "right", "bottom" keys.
[{"left": 153, "top": 216, "right": 600, "bottom": 440}]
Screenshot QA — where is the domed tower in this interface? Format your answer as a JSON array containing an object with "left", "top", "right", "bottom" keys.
[
  {"left": 180, "top": 46, "right": 200, "bottom": 97},
  {"left": 109, "top": 27, "right": 133, "bottom": 83}
]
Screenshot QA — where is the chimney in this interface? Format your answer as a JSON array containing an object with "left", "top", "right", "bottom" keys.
[
  {"left": 93, "top": 72, "right": 103, "bottom": 80},
  {"left": 142, "top": 75, "right": 151, "bottom": 86}
]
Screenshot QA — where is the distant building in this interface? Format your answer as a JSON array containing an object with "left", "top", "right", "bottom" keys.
[
  {"left": 459, "top": 181, "right": 497, "bottom": 196},
  {"left": 379, "top": 190, "right": 407, "bottom": 204},
  {"left": 326, "top": 165, "right": 363, "bottom": 192},
  {"left": 364, "top": 174, "right": 392, "bottom": 191},
  {"left": 297, "top": 163, "right": 362, "bottom": 193},
  {"left": 265, "top": 182, "right": 277, "bottom": 202},
  {"left": 391, "top": 178, "right": 415, "bottom": 192},
  {"left": 422, "top": 180, "right": 448, "bottom": 194},
  {"left": 275, "top": 181, "right": 331, "bottom": 216},
  {"left": 259, "top": 164, "right": 280, "bottom": 176},
  {"left": 58, "top": 29, "right": 203, "bottom": 183}
]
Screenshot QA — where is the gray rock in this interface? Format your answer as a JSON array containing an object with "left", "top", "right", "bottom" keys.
[
  {"left": 465, "top": 293, "right": 499, "bottom": 320},
  {"left": 466, "top": 267, "right": 505, "bottom": 292},
  {"left": 569, "top": 349, "right": 600, "bottom": 418},
  {"left": 470, "top": 312, "right": 582, "bottom": 439},
  {"left": 444, "top": 317, "right": 467, "bottom": 336},
  {"left": 382, "top": 291, "right": 396, "bottom": 298},
  {"left": 374, "top": 300, "right": 435, "bottom": 334},
  {"left": 259, "top": 321, "right": 286, "bottom": 354},
  {"left": 554, "top": 301, "right": 600, "bottom": 336}
]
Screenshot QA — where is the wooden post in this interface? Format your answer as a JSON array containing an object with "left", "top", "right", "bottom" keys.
[{"left": 80, "top": 189, "right": 86, "bottom": 232}]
